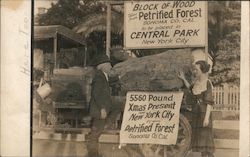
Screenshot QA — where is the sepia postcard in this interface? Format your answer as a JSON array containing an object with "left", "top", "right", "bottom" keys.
[{"left": 0, "top": 1, "right": 249, "bottom": 157}]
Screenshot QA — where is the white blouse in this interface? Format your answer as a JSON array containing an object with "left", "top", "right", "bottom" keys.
[{"left": 192, "top": 78, "right": 208, "bottom": 95}]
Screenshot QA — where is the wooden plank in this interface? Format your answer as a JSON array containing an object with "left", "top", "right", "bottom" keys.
[
  {"left": 186, "top": 152, "right": 201, "bottom": 157},
  {"left": 214, "top": 139, "right": 239, "bottom": 149},
  {"left": 33, "top": 132, "right": 62, "bottom": 140},
  {"left": 33, "top": 132, "right": 87, "bottom": 142},
  {"left": 213, "top": 120, "right": 239, "bottom": 130},
  {"left": 214, "top": 129, "right": 239, "bottom": 139},
  {"left": 34, "top": 33, "right": 56, "bottom": 40},
  {"left": 102, "top": 129, "right": 120, "bottom": 134},
  {"left": 33, "top": 126, "right": 91, "bottom": 133},
  {"left": 53, "top": 68, "right": 90, "bottom": 76},
  {"left": 35, "top": 25, "right": 86, "bottom": 45},
  {"left": 99, "top": 133, "right": 119, "bottom": 143},
  {"left": 58, "top": 26, "right": 86, "bottom": 45},
  {"left": 214, "top": 148, "right": 239, "bottom": 157},
  {"left": 53, "top": 103, "right": 87, "bottom": 110}
]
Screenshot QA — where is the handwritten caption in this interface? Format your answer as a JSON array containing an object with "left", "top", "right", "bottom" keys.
[{"left": 19, "top": 14, "right": 30, "bottom": 76}]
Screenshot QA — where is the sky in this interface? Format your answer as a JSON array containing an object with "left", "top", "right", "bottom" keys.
[{"left": 34, "top": 0, "right": 58, "bottom": 15}]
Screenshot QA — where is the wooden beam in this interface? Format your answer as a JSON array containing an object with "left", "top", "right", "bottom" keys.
[
  {"left": 110, "top": 1, "right": 124, "bottom": 5},
  {"left": 106, "top": 3, "right": 111, "bottom": 57},
  {"left": 214, "top": 149, "right": 239, "bottom": 157},
  {"left": 213, "top": 120, "right": 239, "bottom": 130},
  {"left": 205, "top": 1, "right": 208, "bottom": 62},
  {"left": 103, "top": 1, "right": 124, "bottom": 5},
  {"left": 53, "top": 33, "right": 58, "bottom": 69},
  {"left": 33, "top": 126, "right": 91, "bottom": 133},
  {"left": 84, "top": 46, "right": 87, "bottom": 67},
  {"left": 214, "top": 139, "right": 239, "bottom": 149},
  {"left": 33, "top": 132, "right": 88, "bottom": 142},
  {"left": 99, "top": 133, "right": 119, "bottom": 143}
]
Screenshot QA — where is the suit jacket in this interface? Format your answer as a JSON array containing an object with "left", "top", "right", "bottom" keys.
[{"left": 89, "top": 70, "right": 112, "bottom": 119}]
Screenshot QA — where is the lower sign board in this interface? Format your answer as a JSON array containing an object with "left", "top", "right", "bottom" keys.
[{"left": 120, "top": 91, "right": 184, "bottom": 145}]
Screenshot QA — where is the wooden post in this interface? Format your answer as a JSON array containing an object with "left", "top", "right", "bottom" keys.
[
  {"left": 163, "top": 146, "right": 167, "bottom": 157},
  {"left": 84, "top": 46, "right": 87, "bottom": 67},
  {"left": 106, "top": 3, "right": 111, "bottom": 57},
  {"left": 79, "top": 46, "right": 87, "bottom": 67},
  {"left": 223, "top": 84, "right": 229, "bottom": 107},
  {"left": 205, "top": 1, "right": 208, "bottom": 62},
  {"left": 53, "top": 33, "right": 58, "bottom": 69}
]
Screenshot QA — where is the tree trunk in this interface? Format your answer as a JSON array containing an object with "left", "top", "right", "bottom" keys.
[{"left": 111, "top": 48, "right": 195, "bottom": 95}]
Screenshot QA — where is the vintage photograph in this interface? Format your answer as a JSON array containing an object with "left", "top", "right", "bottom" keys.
[{"left": 32, "top": 1, "right": 241, "bottom": 157}]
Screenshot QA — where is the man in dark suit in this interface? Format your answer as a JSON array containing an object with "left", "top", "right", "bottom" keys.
[
  {"left": 89, "top": 54, "right": 114, "bottom": 131},
  {"left": 87, "top": 54, "right": 113, "bottom": 157}
]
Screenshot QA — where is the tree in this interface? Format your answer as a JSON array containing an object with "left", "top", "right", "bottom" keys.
[
  {"left": 38, "top": 0, "right": 105, "bottom": 29},
  {"left": 208, "top": 1, "right": 240, "bottom": 86},
  {"left": 38, "top": 1, "right": 241, "bottom": 86}
]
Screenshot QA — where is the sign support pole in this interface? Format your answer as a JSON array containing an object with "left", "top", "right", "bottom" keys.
[
  {"left": 53, "top": 32, "right": 57, "bottom": 69},
  {"left": 205, "top": 1, "right": 208, "bottom": 62},
  {"left": 106, "top": 2, "right": 111, "bottom": 58}
]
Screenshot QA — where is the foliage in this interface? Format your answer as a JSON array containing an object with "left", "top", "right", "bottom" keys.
[
  {"left": 208, "top": 1, "right": 240, "bottom": 86},
  {"left": 38, "top": 0, "right": 105, "bottom": 29},
  {"left": 37, "top": 0, "right": 241, "bottom": 86}
]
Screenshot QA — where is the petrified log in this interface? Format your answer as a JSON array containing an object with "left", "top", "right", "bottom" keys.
[{"left": 111, "top": 49, "right": 194, "bottom": 95}]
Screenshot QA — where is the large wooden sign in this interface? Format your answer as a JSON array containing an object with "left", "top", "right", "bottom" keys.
[
  {"left": 124, "top": 1, "right": 207, "bottom": 49},
  {"left": 120, "top": 91, "right": 184, "bottom": 145}
]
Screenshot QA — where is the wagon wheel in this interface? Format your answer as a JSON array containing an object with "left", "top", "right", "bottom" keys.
[{"left": 139, "top": 114, "right": 192, "bottom": 157}]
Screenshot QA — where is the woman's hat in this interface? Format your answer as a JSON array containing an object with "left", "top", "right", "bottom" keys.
[{"left": 91, "top": 54, "right": 110, "bottom": 66}]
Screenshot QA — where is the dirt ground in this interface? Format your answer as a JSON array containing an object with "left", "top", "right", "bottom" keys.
[{"left": 33, "top": 139, "right": 203, "bottom": 157}]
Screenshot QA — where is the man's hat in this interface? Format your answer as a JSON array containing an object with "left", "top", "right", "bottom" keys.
[{"left": 91, "top": 54, "right": 110, "bottom": 66}]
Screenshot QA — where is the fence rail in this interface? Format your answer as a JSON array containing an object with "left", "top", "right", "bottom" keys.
[{"left": 212, "top": 84, "right": 240, "bottom": 110}]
